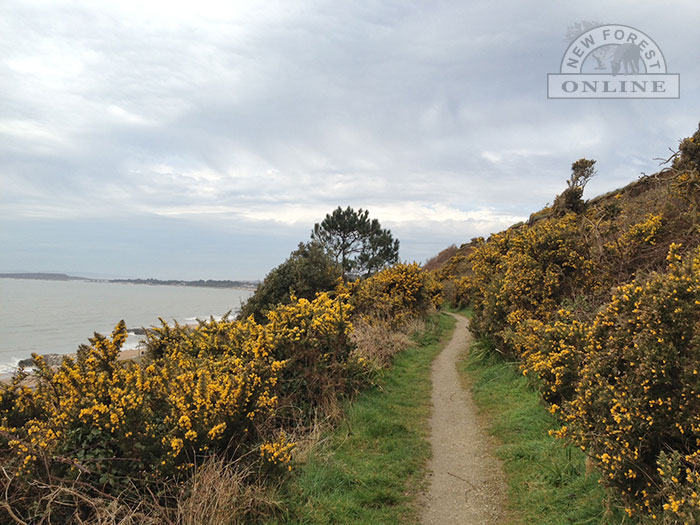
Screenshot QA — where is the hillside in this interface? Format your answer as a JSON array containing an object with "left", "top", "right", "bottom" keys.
[
  {"left": 0, "top": 272, "right": 88, "bottom": 281},
  {"left": 0, "top": 273, "right": 259, "bottom": 289},
  {"left": 431, "top": 123, "right": 700, "bottom": 522}
]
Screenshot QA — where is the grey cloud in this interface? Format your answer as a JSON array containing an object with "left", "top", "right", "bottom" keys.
[{"left": 1, "top": 0, "right": 699, "bottom": 277}]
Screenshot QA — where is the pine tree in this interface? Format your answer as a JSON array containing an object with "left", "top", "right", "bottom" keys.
[{"left": 311, "top": 206, "right": 400, "bottom": 279}]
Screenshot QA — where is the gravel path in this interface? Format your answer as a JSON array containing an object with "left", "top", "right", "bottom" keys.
[{"left": 421, "top": 313, "right": 508, "bottom": 524}]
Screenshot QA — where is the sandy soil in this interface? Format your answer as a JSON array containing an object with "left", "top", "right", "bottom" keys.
[
  {"left": 117, "top": 347, "right": 146, "bottom": 361},
  {"left": 421, "top": 313, "right": 508, "bottom": 524}
]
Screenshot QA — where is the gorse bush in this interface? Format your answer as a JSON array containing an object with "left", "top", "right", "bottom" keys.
[
  {"left": 144, "top": 291, "right": 365, "bottom": 428},
  {"left": 559, "top": 245, "right": 700, "bottom": 521},
  {"left": 262, "top": 290, "right": 365, "bottom": 419},
  {"left": 0, "top": 319, "right": 287, "bottom": 521},
  {"left": 432, "top": 246, "right": 476, "bottom": 308},
  {"left": 552, "top": 158, "right": 596, "bottom": 216},
  {"left": 353, "top": 262, "right": 441, "bottom": 328},
  {"left": 238, "top": 241, "right": 340, "bottom": 323},
  {"left": 596, "top": 212, "right": 668, "bottom": 283},
  {"left": 465, "top": 213, "right": 596, "bottom": 357},
  {"left": 341, "top": 263, "right": 443, "bottom": 368},
  {"left": 510, "top": 310, "right": 587, "bottom": 407},
  {"left": 462, "top": 235, "right": 700, "bottom": 521}
]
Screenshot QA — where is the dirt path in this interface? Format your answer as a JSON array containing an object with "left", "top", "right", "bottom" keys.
[{"left": 421, "top": 313, "right": 507, "bottom": 524}]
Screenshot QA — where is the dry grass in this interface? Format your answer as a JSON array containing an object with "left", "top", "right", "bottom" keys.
[
  {"left": 79, "top": 494, "right": 164, "bottom": 525},
  {"left": 0, "top": 456, "right": 282, "bottom": 525},
  {"left": 0, "top": 483, "right": 166, "bottom": 525},
  {"left": 175, "top": 457, "right": 280, "bottom": 525},
  {"left": 350, "top": 315, "right": 424, "bottom": 367}
]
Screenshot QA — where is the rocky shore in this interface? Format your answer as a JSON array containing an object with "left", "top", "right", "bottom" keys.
[{"left": 7, "top": 329, "right": 149, "bottom": 378}]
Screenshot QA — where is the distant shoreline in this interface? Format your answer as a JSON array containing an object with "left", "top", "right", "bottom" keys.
[
  {"left": 0, "top": 273, "right": 259, "bottom": 290},
  {"left": 0, "top": 278, "right": 251, "bottom": 381},
  {"left": 0, "top": 322, "right": 215, "bottom": 382}
]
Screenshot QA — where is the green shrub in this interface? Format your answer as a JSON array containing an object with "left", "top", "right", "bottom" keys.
[
  {"left": 560, "top": 245, "right": 700, "bottom": 520},
  {"left": 352, "top": 263, "right": 438, "bottom": 328},
  {"left": 466, "top": 214, "right": 596, "bottom": 356},
  {"left": 238, "top": 241, "right": 340, "bottom": 322}
]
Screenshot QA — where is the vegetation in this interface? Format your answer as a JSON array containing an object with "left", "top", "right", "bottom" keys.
[
  {"left": 557, "top": 246, "right": 700, "bottom": 519},
  {"left": 422, "top": 244, "right": 459, "bottom": 272},
  {"left": 4, "top": 121, "right": 698, "bottom": 523},
  {"left": 352, "top": 262, "right": 443, "bottom": 329},
  {"left": 311, "top": 206, "right": 400, "bottom": 279},
  {"left": 238, "top": 241, "right": 340, "bottom": 322},
  {"left": 551, "top": 158, "right": 596, "bottom": 216},
  {"left": 0, "top": 222, "right": 436, "bottom": 523},
  {"left": 0, "top": 316, "right": 290, "bottom": 522},
  {"left": 433, "top": 123, "right": 700, "bottom": 523}
]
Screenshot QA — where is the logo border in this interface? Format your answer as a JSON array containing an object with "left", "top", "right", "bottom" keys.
[
  {"left": 548, "top": 23, "right": 680, "bottom": 100},
  {"left": 559, "top": 24, "right": 669, "bottom": 75}
]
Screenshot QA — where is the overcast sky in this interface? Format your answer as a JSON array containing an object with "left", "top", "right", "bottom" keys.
[{"left": 1, "top": 1, "right": 698, "bottom": 280}]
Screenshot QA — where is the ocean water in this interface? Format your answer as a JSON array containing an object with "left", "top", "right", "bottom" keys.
[{"left": 0, "top": 279, "right": 252, "bottom": 373}]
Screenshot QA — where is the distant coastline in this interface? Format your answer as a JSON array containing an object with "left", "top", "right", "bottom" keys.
[{"left": 0, "top": 272, "right": 259, "bottom": 290}]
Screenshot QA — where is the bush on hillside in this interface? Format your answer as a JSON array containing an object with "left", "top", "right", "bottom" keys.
[
  {"left": 466, "top": 214, "right": 596, "bottom": 356},
  {"left": 433, "top": 127, "right": 700, "bottom": 520},
  {"left": 238, "top": 241, "right": 340, "bottom": 323},
  {"left": 151, "top": 290, "right": 364, "bottom": 423},
  {"left": 353, "top": 263, "right": 441, "bottom": 329},
  {"left": 263, "top": 291, "right": 368, "bottom": 419},
  {"left": 552, "top": 158, "right": 596, "bottom": 216},
  {"left": 558, "top": 245, "right": 700, "bottom": 520},
  {"left": 0, "top": 320, "right": 286, "bottom": 521},
  {"left": 423, "top": 244, "right": 459, "bottom": 272},
  {"left": 671, "top": 124, "right": 700, "bottom": 226},
  {"left": 510, "top": 310, "right": 587, "bottom": 407},
  {"left": 0, "top": 213, "right": 439, "bottom": 523}
]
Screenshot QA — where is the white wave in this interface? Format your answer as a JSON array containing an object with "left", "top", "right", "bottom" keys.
[
  {"left": 0, "top": 358, "right": 21, "bottom": 376},
  {"left": 0, "top": 358, "right": 36, "bottom": 378}
]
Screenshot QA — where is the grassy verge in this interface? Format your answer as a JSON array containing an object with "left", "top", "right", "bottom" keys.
[
  {"left": 270, "top": 313, "right": 455, "bottom": 524},
  {"left": 459, "top": 333, "right": 630, "bottom": 524}
]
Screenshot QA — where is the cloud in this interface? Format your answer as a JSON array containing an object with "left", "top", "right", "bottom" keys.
[{"left": 1, "top": 0, "right": 699, "bottom": 277}]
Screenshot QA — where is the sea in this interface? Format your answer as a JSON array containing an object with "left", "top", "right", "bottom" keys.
[{"left": 0, "top": 278, "right": 253, "bottom": 374}]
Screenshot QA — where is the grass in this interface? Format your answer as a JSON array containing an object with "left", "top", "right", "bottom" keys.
[
  {"left": 269, "top": 313, "right": 455, "bottom": 524},
  {"left": 458, "top": 330, "right": 631, "bottom": 524}
]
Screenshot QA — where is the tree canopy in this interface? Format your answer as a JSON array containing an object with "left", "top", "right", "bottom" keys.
[{"left": 311, "top": 206, "right": 400, "bottom": 279}]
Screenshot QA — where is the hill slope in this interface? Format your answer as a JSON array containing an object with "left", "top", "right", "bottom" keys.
[{"left": 431, "top": 123, "right": 700, "bottom": 522}]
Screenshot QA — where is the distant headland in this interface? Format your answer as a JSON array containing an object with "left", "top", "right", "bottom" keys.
[{"left": 0, "top": 272, "right": 259, "bottom": 290}]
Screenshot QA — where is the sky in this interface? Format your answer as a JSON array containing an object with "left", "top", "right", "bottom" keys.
[{"left": 1, "top": 1, "right": 699, "bottom": 280}]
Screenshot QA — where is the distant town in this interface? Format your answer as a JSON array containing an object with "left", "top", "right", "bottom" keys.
[{"left": 0, "top": 273, "right": 259, "bottom": 290}]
